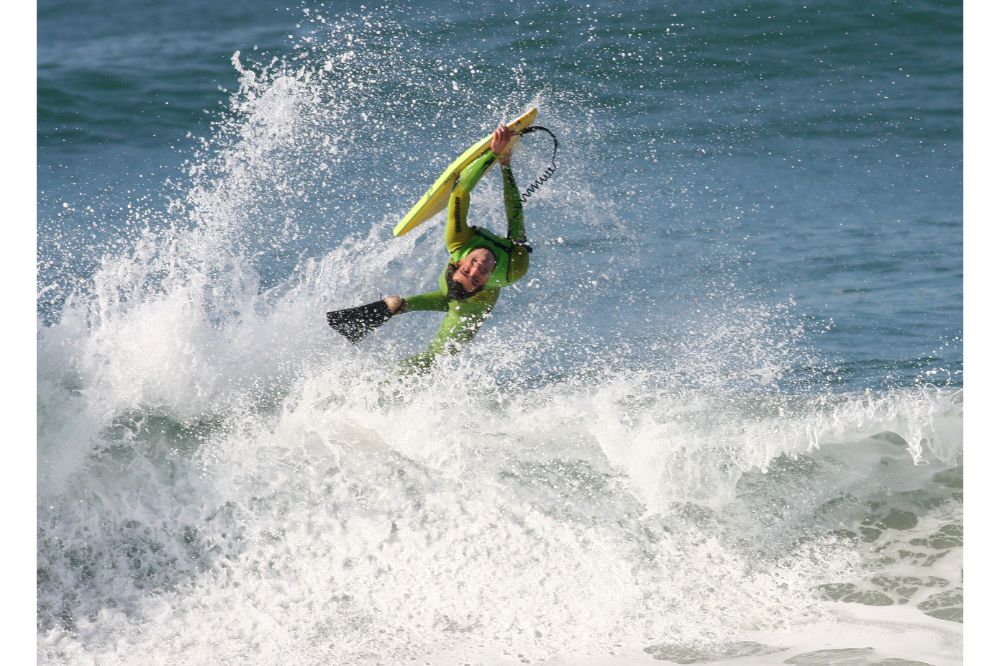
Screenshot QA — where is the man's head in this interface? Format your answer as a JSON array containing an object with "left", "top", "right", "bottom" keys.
[{"left": 446, "top": 248, "right": 496, "bottom": 299}]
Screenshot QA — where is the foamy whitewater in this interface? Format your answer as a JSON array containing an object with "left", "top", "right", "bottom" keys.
[{"left": 38, "top": 3, "right": 962, "bottom": 664}]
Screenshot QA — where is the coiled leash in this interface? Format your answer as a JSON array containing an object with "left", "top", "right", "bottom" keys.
[{"left": 514, "top": 126, "right": 558, "bottom": 203}]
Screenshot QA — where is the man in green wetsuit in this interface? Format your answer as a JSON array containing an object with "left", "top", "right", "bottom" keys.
[{"left": 326, "top": 124, "right": 530, "bottom": 370}]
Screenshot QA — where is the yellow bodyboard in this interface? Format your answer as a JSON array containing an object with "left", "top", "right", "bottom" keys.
[{"left": 392, "top": 107, "right": 539, "bottom": 237}]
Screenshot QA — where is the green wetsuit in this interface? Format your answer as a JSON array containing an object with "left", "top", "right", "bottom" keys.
[{"left": 400, "top": 151, "right": 529, "bottom": 370}]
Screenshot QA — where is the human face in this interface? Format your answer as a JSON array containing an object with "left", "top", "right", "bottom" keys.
[{"left": 453, "top": 248, "right": 496, "bottom": 293}]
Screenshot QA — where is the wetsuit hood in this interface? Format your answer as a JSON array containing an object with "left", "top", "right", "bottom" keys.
[{"left": 452, "top": 227, "right": 529, "bottom": 289}]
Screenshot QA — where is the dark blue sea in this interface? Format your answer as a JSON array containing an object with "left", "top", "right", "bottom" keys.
[{"left": 37, "top": 1, "right": 963, "bottom": 663}]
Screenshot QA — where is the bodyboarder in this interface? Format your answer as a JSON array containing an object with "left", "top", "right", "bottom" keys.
[{"left": 326, "top": 124, "right": 530, "bottom": 370}]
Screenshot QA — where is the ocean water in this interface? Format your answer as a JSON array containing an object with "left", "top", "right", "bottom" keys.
[{"left": 37, "top": 1, "right": 963, "bottom": 664}]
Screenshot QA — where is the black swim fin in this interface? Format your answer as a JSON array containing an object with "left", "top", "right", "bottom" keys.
[{"left": 326, "top": 300, "right": 394, "bottom": 343}]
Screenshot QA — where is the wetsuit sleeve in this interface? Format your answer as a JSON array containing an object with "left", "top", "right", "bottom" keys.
[
  {"left": 401, "top": 288, "right": 500, "bottom": 371},
  {"left": 446, "top": 151, "right": 499, "bottom": 254},
  {"left": 501, "top": 164, "right": 525, "bottom": 243},
  {"left": 401, "top": 290, "right": 449, "bottom": 312}
]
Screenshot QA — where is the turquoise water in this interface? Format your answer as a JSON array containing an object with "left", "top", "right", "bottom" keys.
[{"left": 37, "top": 1, "right": 962, "bottom": 664}]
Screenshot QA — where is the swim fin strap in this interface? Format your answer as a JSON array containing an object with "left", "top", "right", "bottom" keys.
[{"left": 326, "top": 300, "right": 393, "bottom": 343}]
